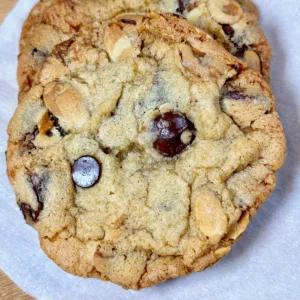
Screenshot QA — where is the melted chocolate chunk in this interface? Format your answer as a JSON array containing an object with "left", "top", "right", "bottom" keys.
[
  {"left": 121, "top": 19, "right": 137, "bottom": 25},
  {"left": 72, "top": 156, "right": 101, "bottom": 188},
  {"left": 19, "top": 172, "right": 49, "bottom": 223},
  {"left": 19, "top": 202, "right": 43, "bottom": 223},
  {"left": 234, "top": 44, "right": 248, "bottom": 59},
  {"left": 152, "top": 112, "right": 195, "bottom": 157},
  {"left": 222, "top": 24, "right": 235, "bottom": 38},
  {"left": 225, "top": 90, "right": 247, "bottom": 100},
  {"left": 49, "top": 113, "right": 67, "bottom": 137},
  {"left": 22, "top": 126, "right": 39, "bottom": 151},
  {"left": 176, "top": 0, "right": 188, "bottom": 14},
  {"left": 31, "top": 172, "right": 49, "bottom": 205}
]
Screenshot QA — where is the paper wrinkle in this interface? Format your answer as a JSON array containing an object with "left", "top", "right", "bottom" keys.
[{"left": 0, "top": 1, "right": 299, "bottom": 299}]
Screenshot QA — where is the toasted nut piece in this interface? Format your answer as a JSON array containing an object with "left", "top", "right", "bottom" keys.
[
  {"left": 194, "top": 190, "right": 228, "bottom": 243},
  {"left": 44, "top": 83, "right": 89, "bottom": 129},
  {"left": 215, "top": 246, "right": 231, "bottom": 259},
  {"left": 178, "top": 44, "right": 206, "bottom": 75},
  {"left": 227, "top": 211, "right": 250, "bottom": 240},
  {"left": 243, "top": 50, "right": 261, "bottom": 73},
  {"left": 186, "top": 7, "right": 202, "bottom": 24},
  {"left": 94, "top": 248, "right": 148, "bottom": 290},
  {"left": 208, "top": 0, "right": 243, "bottom": 24},
  {"left": 39, "top": 57, "right": 69, "bottom": 86},
  {"left": 104, "top": 24, "right": 137, "bottom": 62}
]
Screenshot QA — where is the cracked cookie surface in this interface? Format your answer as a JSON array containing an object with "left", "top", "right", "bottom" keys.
[
  {"left": 8, "top": 13, "right": 285, "bottom": 290},
  {"left": 17, "top": 0, "right": 271, "bottom": 98}
]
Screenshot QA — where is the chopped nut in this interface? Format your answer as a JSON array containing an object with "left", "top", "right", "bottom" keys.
[
  {"left": 194, "top": 190, "right": 228, "bottom": 243},
  {"left": 43, "top": 83, "right": 89, "bottom": 129},
  {"left": 178, "top": 44, "right": 209, "bottom": 78},
  {"left": 39, "top": 57, "right": 69, "bottom": 86},
  {"left": 104, "top": 24, "right": 137, "bottom": 62},
  {"left": 243, "top": 50, "right": 261, "bottom": 73},
  {"left": 227, "top": 211, "right": 250, "bottom": 240},
  {"left": 179, "top": 44, "right": 204, "bottom": 73},
  {"left": 215, "top": 246, "right": 231, "bottom": 259},
  {"left": 208, "top": 0, "right": 243, "bottom": 25},
  {"left": 186, "top": 7, "right": 202, "bottom": 24}
]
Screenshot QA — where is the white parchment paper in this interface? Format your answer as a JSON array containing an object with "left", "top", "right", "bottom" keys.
[{"left": 0, "top": 1, "right": 299, "bottom": 299}]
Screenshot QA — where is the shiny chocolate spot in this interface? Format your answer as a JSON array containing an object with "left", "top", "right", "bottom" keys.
[
  {"left": 152, "top": 112, "right": 195, "bottom": 157},
  {"left": 72, "top": 156, "right": 101, "bottom": 188}
]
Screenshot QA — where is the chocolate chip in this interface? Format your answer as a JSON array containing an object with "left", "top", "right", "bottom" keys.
[
  {"left": 225, "top": 90, "right": 247, "bottom": 100},
  {"left": 49, "top": 112, "right": 67, "bottom": 137},
  {"left": 52, "top": 38, "right": 75, "bottom": 64},
  {"left": 176, "top": 0, "right": 188, "bottom": 14},
  {"left": 72, "top": 156, "right": 101, "bottom": 188},
  {"left": 18, "top": 172, "right": 49, "bottom": 223},
  {"left": 152, "top": 112, "right": 195, "bottom": 157},
  {"left": 102, "top": 147, "right": 111, "bottom": 155},
  {"left": 22, "top": 126, "right": 39, "bottom": 151},
  {"left": 121, "top": 19, "right": 137, "bottom": 25},
  {"left": 46, "top": 131, "right": 53, "bottom": 137},
  {"left": 222, "top": 24, "right": 235, "bottom": 38},
  {"left": 19, "top": 202, "right": 43, "bottom": 223},
  {"left": 30, "top": 172, "right": 49, "bottom": 205},
  {"left": 234, "top": 44, "right": 248, "bottom": 59}
]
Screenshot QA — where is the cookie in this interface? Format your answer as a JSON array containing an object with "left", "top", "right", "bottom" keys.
[
  {"left": 182, "top": 0, "right": 271, "bottom": 81},
  {"left": 17, "top": 0, "right": 271, "bottom": 98},
  {"left": 8, "top": 13, "right": 285, "bottom": 290}
]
